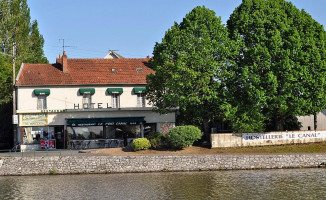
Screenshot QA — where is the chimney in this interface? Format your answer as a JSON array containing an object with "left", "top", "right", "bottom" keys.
[
  {"left": 56, "top": 54, "right": 62, "bottom": 64},
  {"left": 62, "top": 51, "right": 68, "bottom": 73},
  {"left": 146, "top": 55, "right": 150, "bottom": 59}
]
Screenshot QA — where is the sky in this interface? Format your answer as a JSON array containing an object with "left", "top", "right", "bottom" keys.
[{"left": 27, "top": 0, "right": 326, "bottom": 63}]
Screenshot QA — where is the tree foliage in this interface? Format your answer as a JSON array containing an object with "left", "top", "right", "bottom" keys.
[
  {"left": 146, "top": 6, "right": 238, "bottom": 131},
  {"left": 0, "top": 0, "right": 47, "bottom": 63},
  {"left": 0, "top": 0, "right": 48, "bottom": 148},
  {"left": 226, "top": 0, "right": 326, "bottom": 132}
]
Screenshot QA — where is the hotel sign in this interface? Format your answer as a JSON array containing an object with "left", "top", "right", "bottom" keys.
[
  {"left": 67, "top": 117, "right": 145, "bottom": 127},
  {"left": 22, "top": 113, "right": 48, "bottom": 126},
  {"left": 242, "top": 131, "right": 326, "bottom": 141}
]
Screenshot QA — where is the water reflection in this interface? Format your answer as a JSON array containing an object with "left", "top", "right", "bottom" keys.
[{"left": 0, "top": 168, "right": 325, "bottom": 200}]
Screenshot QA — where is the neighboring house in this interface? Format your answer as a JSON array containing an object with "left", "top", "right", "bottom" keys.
[
  {"left": 15, "top": 51, "right": 175, "bottom": 150},
  {"left": 298, "top": 111, "right": 326, "bottom": 130},
  {"left": 104, "top": 50, "right": 124, "bottom": 59}
]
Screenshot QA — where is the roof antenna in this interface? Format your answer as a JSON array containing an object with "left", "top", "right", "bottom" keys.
[{"left": 59, "top": 39, "right": 72, "bottom": 53}]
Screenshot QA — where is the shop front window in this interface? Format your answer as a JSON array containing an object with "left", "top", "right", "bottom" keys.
[
  {"left": 23, "top": 127, "right": 54, "bottom": 145},
  {"left": 68, "top": 126, "right": 103, "bottom": 140},
  {"left": 105, "top": 125, "right": 140, "bottom": 139}
]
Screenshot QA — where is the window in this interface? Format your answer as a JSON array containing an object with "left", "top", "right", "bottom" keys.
[
  {"left": 137, "top": 93, "right": 146, "bottom": 107},
  {"left": 112, "top": 93, "right": 120, "bottom": 108},
  {"left": 82, "top": 94, "right": 92, "bottom": 109},
  {"left": 37, "top": 95, "right": 47, "bottom": 110}
]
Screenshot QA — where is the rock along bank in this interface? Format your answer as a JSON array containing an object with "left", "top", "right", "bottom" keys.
[{"left": 1, "top": 154, "right": 326, "bottom": 176}]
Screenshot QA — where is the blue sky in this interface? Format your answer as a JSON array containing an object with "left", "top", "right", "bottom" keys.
[{"left": 27, "top": 0, "right": 326, "bottom": 63}]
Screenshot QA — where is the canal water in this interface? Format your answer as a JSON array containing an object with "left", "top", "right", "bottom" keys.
[{"left": 0, "top": 168, "right": 325, "bottom": 199}]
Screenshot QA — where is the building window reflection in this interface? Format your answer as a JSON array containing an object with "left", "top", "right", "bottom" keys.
[
  {"left": 37, "top": 95, "right": 47, "bottom": 110},
  {"left": 112, "top": 94, "right": 120, "bottom": 108}
]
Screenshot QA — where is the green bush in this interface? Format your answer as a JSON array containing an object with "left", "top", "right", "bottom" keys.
[
  {"left": 131, "top": 138, "right": 151, "bottom": 151},
  {"left": 166, "top": 125, "right": 202, "bottom": 149},
  {"left": 147, "top": 132, "right": 165, "bottom": 149}
]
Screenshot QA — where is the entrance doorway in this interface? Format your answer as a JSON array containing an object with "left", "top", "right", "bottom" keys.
[{"left": 53, "top": 126, "right": 64, "bottom": 149}]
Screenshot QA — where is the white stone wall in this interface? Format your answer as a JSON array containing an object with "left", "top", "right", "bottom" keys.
[
  {"left": 18, "top": 110, "right": 175, "bottom": 126},
  {"left": 16, "top": 85, "right": 176, "bottom": 127},
  {"left": 16, "top": 85, "right": 151, "bottom": 111}
]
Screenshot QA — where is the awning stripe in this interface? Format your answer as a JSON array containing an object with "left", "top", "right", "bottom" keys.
[
  {"left": 133, "top": 87, "right": 146, "bottom": 94},
  {"left": 34, "top": 89, "right": 50, "bottom": 96},
  {"left": 107, "top": 88, "right": 123, "bottom": 94},
  {"left": 79, "top": 88, "right": 95, "bottom": 95}
]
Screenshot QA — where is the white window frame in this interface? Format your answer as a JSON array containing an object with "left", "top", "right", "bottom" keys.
[
  {"left": 82, "top": 94, "right": 92, "bottom": 109},
  {"left": 37, "top": 95, "right": 47, "bottom": 110},
  {"left": 112, "top": 93, "right": 120, "bottom": 108},
  {"left": 137, "top": 93, "right": 146, "bottom": 107}
]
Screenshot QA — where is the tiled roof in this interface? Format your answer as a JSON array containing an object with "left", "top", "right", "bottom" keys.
[{"left": 16, "top": 58, "right": 154, "bottom": 86}]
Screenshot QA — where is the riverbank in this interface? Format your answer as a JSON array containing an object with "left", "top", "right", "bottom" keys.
[
  {"left": 0, "top": 152, "right": 326, "bottom": 176},
  {"left": 88, "top": 141, "right": 326, "bottom": 155}
]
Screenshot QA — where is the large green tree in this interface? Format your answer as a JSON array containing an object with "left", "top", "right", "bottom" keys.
[
  {"left": 226, "top": 0, "right": 326, "bottom": 132},
  {"left": 0, "top": 0, "right": 48, "bottom": 148},
  {"left": 146, "top": 6, "right": 238, "bottom": 137},
  {"left": 0, "top": 0, "right": 47, "bottom": 63}
]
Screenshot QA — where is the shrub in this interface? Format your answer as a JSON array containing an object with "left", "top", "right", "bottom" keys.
[
  {"left": 166, "top": 125, "right": 202, "bottom": 149},
  {"left": 147, "top": 132, "right": 165, "bottom": 149},
  {"left": 131, "top": 138, "right": 151, "bottom": 151}
]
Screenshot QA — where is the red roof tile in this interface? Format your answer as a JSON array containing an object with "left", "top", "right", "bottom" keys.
[{"left": 16, "top": 58, "right": 154, "bottom": 86}]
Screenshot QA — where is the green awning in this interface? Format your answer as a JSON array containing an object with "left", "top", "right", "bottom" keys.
[
  {"left": 134, "top": 87, "right": 146, "bottom": 94},
  {"left": 67, "top": 117, "right": 145, "bottom": 127},
  {"left": 107, "top": 88, "right": 123, "bottom": 94},
  {"left": 34, "top": 89, "right": 50, "bottom": 96},
  {"left": 79, "top": 88, "right": 95, "bottom": 95}
]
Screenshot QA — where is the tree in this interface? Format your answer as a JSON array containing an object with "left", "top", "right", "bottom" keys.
[
  {"left": 27, "top": 20, "right": 47, "bottom": 63},
  {"left": 146, "top": 6, "right": 238, "bottom": 138},
  {"left": 0, "top": 54, "right": 13, "bottom": 104},
  {"left": 226, "top": 0, "right": 326, "bottom": 132},
  {"left": 0, "top": 0, "right": 47, "bottom": 63},
  {"left": 0, "top": 0, "right": 48, "bottom": 148}
]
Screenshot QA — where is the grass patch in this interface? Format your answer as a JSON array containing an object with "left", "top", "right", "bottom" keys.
[
  {"left": 49, "top": 169, "right": 56, "bottom": 175},
  {"left": 211, "top": 142, "right": 326, "bottom": 154}
]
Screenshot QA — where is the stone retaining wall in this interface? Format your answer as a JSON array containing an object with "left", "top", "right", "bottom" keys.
[{"left": 1, "top": 154, "right": 326, "bottom": 176}]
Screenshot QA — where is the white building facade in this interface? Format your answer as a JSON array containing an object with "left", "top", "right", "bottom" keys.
[{"left": 15, "top": 52, "right": 175, "bottom": 150}]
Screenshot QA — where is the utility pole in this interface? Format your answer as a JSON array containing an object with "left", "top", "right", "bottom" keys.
[{"left": 12, "top": 43, "right": 17, "bottom": 144}]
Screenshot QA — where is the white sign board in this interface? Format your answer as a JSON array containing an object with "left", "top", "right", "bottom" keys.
[
  {"left": 242, "top": 131, "right": 326, "bottom": 141},
  {"left": 12, "top": 115, "right": 18, "bottom": 125}
]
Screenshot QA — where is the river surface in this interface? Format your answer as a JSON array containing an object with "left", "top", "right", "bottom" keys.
[{"left": 0, "top": 168, "right": 325, "bottom": 200}]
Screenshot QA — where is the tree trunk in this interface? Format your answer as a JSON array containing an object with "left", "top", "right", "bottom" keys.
[
  {"left": 275, "top": 116, "right": 284, "bottom": 131},
  {"left": 314, "top": 113, "right": 317, "bottom": 130},
  {"left": 203, "top": 119, "right": 210, "bottom": 142}
]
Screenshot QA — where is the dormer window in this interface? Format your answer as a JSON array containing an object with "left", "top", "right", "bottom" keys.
[{"left": 136, "top": 68, "right": 143, "bottom": 73}]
